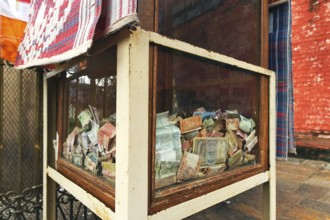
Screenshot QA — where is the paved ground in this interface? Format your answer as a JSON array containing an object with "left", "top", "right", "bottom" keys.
[{"left": 186, "top": 158, "right": 330, "bottom": 220}]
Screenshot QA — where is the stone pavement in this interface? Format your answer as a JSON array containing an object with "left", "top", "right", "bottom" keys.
[{"left": 186, "top": 158, "right": 330, "bottom": 220}]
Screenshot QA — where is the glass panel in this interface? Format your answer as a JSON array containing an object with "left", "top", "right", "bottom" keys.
[
  {"left": 154, "top": 46, "right": 260, "bottom": 190},
  {"left": 158, "top": 0, "right": 261, "bottom": 65},
  {"left": 62, "top": 47, "right": 117, "bottom": 186}
]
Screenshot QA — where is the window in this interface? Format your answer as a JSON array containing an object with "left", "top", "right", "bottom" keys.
[
  {"left": 150, "top": 43, "right": 269, "bottom": 213},
  {"left": 57, "top": 46, "right": 117, "bottom": 209},
  {"left": 158, "top": 0, "right": 261, "bottom": 65}
]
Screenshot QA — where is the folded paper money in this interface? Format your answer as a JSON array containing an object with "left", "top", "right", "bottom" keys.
[
  {"left": 202, "top": 118, "right": 215, "bottom": 132},
  {"left": 193, "top": 111, "right": 215, "bottom": 120},
  {"left": 78, "top": 109, "right": 92, "bottom": 127},
  {"left": 87, "top": 120, "right": 99, "bottom": 146},
  {"left": 66, "top": 126, "right": 80, "bottom": 149},
  {"left": 225, "top": 118, "right": 240, "bottom": 130},
  {"left": 72, "top": 153, "right": 83, "bottom": 166},
  {"left": 245, "top": 129, "right": 256, "bottom": 144},
  {"left": 193, "top": 137, "right": 228, "bottom": 166},
  {"left": 98, "top": 122, "right": 116, "bottom": 149},
  {"left": 156, "top": 149, "right": 177, "bottom": 162},
  {"left": 246, "top": 136, "right": 258, "bottom": 152},
  {"left": 156, "top": 125, "right": 181, "bottom": 151},
  {"left": 85, "top": 153, "right": 98, "bottom": 173},
  {"left": 155, "top": 174, "right": 177, "bottom": 189},
  {"left": 179, "top": 115, "right": 202, "bottom": 134},
  {"left": 182, "top": 140, "right": 193, "bottom": 152},
  {"left": 156, "top": 111, "right": 176, "bottom": 128},
  {"left": 88, "top": 105, "right": 100, "bottom": 125},
  {"left": 228, "top": 149, "right": 243, "bottom": 168},
  {"left": 226, "top": 130, "right": 243, "bottom": 157},
  {"left": 200, "top": 163, "right": 226, "bottom": 176},
  {"left": 62, "top": 142, "right": 71, "bottom": 160},
  {"left": 101, "top": 161, "right": 116, "bottom": 178},
  {"left": 239, "top": 115, "right": 256, "bottom": 133},
  {"left": 183, "top": 129, "right": 199, "bottom": 140},
  {"left": 155, "top": 160, "right": 180, "bottom": 179},
  {"left": 177, "top": 152, "right": 200, "bottom": 181}
]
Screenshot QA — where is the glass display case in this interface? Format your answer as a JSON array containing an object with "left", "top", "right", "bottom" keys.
[
  {"left": 151, "top": 45, "right": 264, "bottom": 211},
  {"left": 43, "top": 1, "right": 275, "bottom": 219},
  {"left": 55, "top": 46, "right": 118, "bottom": 210},
  {"left": 45, "top": 28, "right": 275, "bottom": 220}
]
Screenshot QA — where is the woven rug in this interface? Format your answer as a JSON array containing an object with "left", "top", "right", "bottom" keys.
[
  {"left": 269, "top": 2, "right": 296, "bottom": 159},
  {"left": 94, "top": 0, "right": 137, "bottom": 39},
  {"left": 15, "top": 0, "right": 137, "bottom": 69}
]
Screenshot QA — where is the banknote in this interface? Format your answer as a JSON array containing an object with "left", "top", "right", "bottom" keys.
[
  {"left": 78, "top": 109, "right": 92, "bottom": 127},
  {"left": 155, "top": 125, "right": 181, "bottom": 153},
  {"left": 87, "top": 120, "right": 99, "bottom": 146},
  {"left": 193, "top": 137, "right": 228, "bottom": 166},
  {"left": 155, "top": 174, "right": 177, "bottom": 189},
  {"left": 239, "top": 115, "right": 256, "bottom": 133},
  {"left": 101, "top": 161, "right": 116, "bottom": 178},
  {"left": 180, "top": 115, "right": 202, "bottom": 133},
  {"left": 245, "top": 129, "right": 256, "bottom": 144},
  {"left": 88, "top": 105, "right": 100, "bottom": 125},
  {"left": 225, "top": 118, "right": 239, "bottom": 130},
  {"left": 72, "top": 153, "right": 83, "bottom": 166},
  {"left": 228, "top": 149, "right": 243, "bottom": 168},
  {"left": 155, "top": 160, "right": 180, "bottom": 179},
  {"left": 226, "top": 130, "right": 243, "bottom": 157},
  {"left": 177, "top": 152, "right": 200, "bottom": 181},
  {"left": 246, "top": 136, "right": 258, "bottom": 152}
]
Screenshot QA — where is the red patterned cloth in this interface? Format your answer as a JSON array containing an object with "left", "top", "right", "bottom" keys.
[{"left": 15, "top": 0, "right": 137, "bottom": 69}]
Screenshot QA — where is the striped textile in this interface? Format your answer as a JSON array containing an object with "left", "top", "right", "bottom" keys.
[
  {"left": 94, "top": 0, "right": 137, "bottom": 39},
  {"left": 269, "top": 2, "right": 296, "bottom": 159},
  {"left": 15, "top": 0, "right": 137, "bottom": 69}
]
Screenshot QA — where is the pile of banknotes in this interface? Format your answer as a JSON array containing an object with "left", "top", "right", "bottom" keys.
[
  {"left": 62, "top": 105, "right": 116, "bottom": 182},
  {"left": 155, "top": 108, "right": 258, "bottom": 189}
]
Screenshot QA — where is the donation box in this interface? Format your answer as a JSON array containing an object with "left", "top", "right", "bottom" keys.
[{"left": 43, "top": 1, "right": 276, "bottom": 219}]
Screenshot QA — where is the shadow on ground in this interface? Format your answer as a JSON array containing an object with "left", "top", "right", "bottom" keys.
[{"left": 186, "top": 158, "right": 330, "bottom": 220}]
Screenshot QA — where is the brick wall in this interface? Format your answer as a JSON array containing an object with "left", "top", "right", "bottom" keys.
[{"left": 291, "top": 0, "right": 330, "bottom": 135}]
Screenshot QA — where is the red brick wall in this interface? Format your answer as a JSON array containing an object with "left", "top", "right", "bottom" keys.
[{"left": 291, "top": 0, "right": 330, "bottom": 134}]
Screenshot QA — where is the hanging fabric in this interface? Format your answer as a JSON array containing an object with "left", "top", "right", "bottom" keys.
[
  {"left": 269, "top": 1, "right": 296, "bottom": 159},
  {"left": 14, "top": 0, "right": 137, "bottom": 69},
  {"left": 0, "top": 0, "right": 30, "bottom": 63}
]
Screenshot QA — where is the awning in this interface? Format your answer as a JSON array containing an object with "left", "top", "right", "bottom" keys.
[
  {"left": 15, "top": 0, "right": 137, "bottom": 69},
  {"left": 0, "top": 0, "right": 31, "bottom": 63}
]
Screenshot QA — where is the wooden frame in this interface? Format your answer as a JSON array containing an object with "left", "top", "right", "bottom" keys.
[
  {"left": 43, "top": 27, "right": 275, "bottom": 220},
  {"left": 148, "top": 30, "right": 274, "bottom": 214}
]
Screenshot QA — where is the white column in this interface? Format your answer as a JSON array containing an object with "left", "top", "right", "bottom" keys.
[
  {"left": 116, "top": 29, "right": 150, "bottom": 220},
  {"left": 263, "top": 72, "right": 277, "bottom": 220}
]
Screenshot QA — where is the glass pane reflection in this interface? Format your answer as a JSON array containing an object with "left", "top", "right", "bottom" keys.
[
  {"left": 158, "top": 0, "right": 261, "bottom": 65},
  {"left": 61, "top": 47, "right": 117, "bottom": 186},
  {"left": 154, "top": 46, "right": 260, "bottom": 190}
]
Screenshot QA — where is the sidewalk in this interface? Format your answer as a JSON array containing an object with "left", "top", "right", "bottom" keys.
[{"left": 187, "top": 158, "right": 330, "bottom": 220}]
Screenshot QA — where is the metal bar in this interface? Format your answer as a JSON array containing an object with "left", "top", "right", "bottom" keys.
[
  {"left": 34, "top": 71, "right": 43, "bottom": 185},
  {"left": 83, "top": 205, "right": 87, "bottom": 220},
  {"left": 18, "top": 70, "right": 23, "bottom": 193},
  {"left": 0, "top": 59, "right": 4, "bottom": 190},
  {"left": 70, "top": 198, "right": 74, "bottom": 220},
  {"left": 74, "top": 202, "right": 82, "bottom": 220}
]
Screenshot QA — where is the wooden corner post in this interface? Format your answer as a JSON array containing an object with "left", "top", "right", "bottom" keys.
[{"left": 115, "top": 29, "right": 150, "bottom": 220}]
